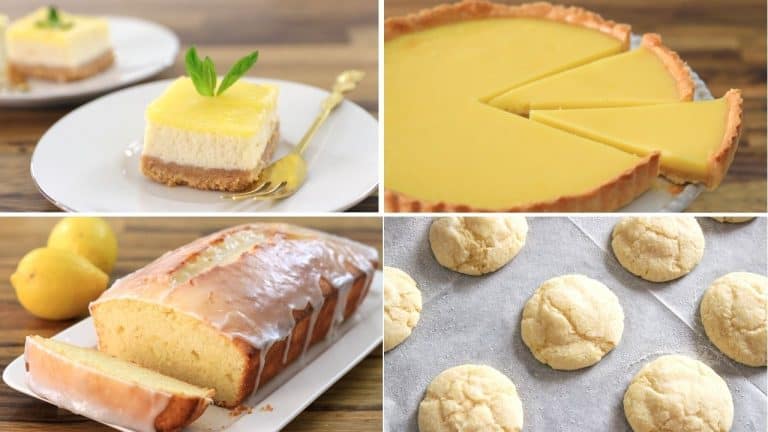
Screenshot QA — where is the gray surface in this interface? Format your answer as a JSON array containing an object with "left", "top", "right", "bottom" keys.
[{"left": 383, "top": 216, "right": 767, "bottom": 431}]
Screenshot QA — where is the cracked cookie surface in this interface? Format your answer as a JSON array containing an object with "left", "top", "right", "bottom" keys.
[
  {"left": 418, "top": 364, "right": 523, "bottom": 432},
  {"left": 521, "top": 274, "right": 624, "bottom": 370},
  {"left": 611, "top": 216, "right": 705, "bottom": 282},
  {"left": 623, "top": 355, "right": 733, "bottom": 432},
  {"left": 700, "top": 272, "right": 767, "bottom": 366},
  {"left": 384, "top": 266, "right": 422, "bottom": 352},
  {"left": 429, "top": 216, "right": 528, "bottom": 276}
]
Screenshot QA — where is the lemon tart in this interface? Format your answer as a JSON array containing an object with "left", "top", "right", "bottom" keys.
[
  {"left": 384, "top": 0, "right": 742, "bottom": 212},
  {"left": 488, "top": 33, "right": 694, "bottom": 114},
  {"left": 530, "top": 89, "right": 743, "bottom": 189},
  {"left": 6, "top": 7, "right": 113, "bottom": 82}
]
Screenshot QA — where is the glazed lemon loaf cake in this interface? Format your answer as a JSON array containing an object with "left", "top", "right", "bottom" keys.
[
  {"left": 25, "top": 335, "right": 213, "bottom": 432},
  {"left": 90, "top": 223, "right": 378, "bottom": 408}
]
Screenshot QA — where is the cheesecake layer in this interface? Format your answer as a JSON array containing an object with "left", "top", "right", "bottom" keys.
[
  {"left": 6, "top": 8, "right": 111, "bottom": 68},
  {"left": 7, "top": 49, "right": 113, "bottom": 82},
  {"left": 140, "top": 124, "right": 280, "bottom": 192},
  {"left": 142, "top": 110, "right": 278, "bottom": 171}
]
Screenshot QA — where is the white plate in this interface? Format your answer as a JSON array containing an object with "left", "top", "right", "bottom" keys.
[
  {"left": 0, "top": 16, "right": 179, "bottom": 107},
  {"left": 30, "top": 78, "right": 379, "bottom": 212},
  {"left": 3, "top": 272, "right": 382, "bottom": 432}
]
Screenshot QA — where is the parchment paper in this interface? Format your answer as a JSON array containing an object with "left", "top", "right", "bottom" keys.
[{"left": 383, "top": 217, "right": 766, "bottom": 431}]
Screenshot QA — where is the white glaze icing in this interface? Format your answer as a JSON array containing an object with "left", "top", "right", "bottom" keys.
[
  {"left": 25, "top": 336, "right": 171, "bottom": 432},
  {"left": 301, "top": 306, "right": 322, "bottom": 360},
  {"left": 282, "top": 331, "right": 293, "bottom": 364},
  {"left": 253, "top": 339, "right": 274, "bottom": 391}
]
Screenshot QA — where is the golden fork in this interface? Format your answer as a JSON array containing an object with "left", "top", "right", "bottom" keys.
[{"left": 221, "top": 69, "right": 365, "bottom": 202}]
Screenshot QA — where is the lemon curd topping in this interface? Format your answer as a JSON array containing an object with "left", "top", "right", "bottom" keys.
[
  {"left": 530, "top": 95, "right": 734, "bottom": 186},
  {"left": 146, "top": 77, "right": 278, "bottom": 136},
  {"left": 489, "top": 43, "right": 684, "bottom": 114},
  {"left": 7, "top": 7, "right": 107, "bottom": 45}
]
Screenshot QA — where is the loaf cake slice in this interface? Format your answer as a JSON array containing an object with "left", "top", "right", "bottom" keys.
[
  {"left": 90, "top": 223, "right": 378, "bottom": 408},
  {"left": 24, "top": 335, "right": 213, "bottom": 432}
]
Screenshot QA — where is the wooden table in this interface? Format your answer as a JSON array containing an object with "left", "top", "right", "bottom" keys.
[
  {"left": 385, "top": 0, "right": 767, "bottom": 212},
  {"left": 0, "top": 0, "right": 378, "bottom": 212},
  {"left": 0, "top": 217, "right": 382, "bottom": 431}
]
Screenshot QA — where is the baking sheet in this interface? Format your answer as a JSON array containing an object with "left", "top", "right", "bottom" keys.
[{"left": 383, "top": 217, "right": 766, "bottom": 431}]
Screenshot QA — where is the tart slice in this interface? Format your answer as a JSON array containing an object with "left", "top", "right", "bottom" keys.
[
  {"left": 530, "top": 89, "right": 743, "bottom": 189},
  {"left": 141, "top": 48, "right": 279, "bottom": 192},
  {"left": 6, "top": 7, "right": 114, "bottom": 82},
  {"left": 488, "top": 34, "right": 693, "bottom": 114},
  {"left": 25, "top": 335, "right": 213, "bottom": 432},
  {"left": 385, "top": 103, "right": 661, "bottom": 212}
]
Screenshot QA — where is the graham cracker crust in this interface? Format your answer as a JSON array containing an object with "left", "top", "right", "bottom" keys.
[
  {"left": 8, "top": 50, "right": 115, "bottom": 83},
  {"left": 140, "top": 125, "right": 280, "bottom": 192}
]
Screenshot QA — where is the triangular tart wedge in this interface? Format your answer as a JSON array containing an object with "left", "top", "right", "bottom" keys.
[
  {"left": 488, "top": 34, "right": 694, "bottom": 114},
  {"left": 385, "top": 103, "right": 661, "bottom": 212},
  {"left": 530, "top": 89, "right": 742, "bottom": 189}
]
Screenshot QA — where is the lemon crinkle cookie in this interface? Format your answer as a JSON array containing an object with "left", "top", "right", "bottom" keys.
[
  {"left": 624, "top": 354, "right": 733, "bottom": 432},
  {"left": 429, "top": 216, "right": 527, "bottom": 276},
  {"left": 521, "top": 274, "right": 624, "bottom": 370},
  {"left": 611, "top": 216, "right": 705, "bottom": 282},
  {"left": 418, "top": 364, "right": 523, "bottom": 432},
  {"left": 711, "top": 216, "right": 754, "bottom": 223},
  {"left": 700, "top": 272, "right": 767, "bottom": 366},
  {"left": 383, "top": 266, "right": 422, "bottom": 352}
]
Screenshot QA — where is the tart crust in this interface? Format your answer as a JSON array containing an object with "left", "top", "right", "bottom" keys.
[
  {"left": 141, "top": 124, "right": 279, "bottom": 193},
  {"left": 640, "top": 33, "right": 694, "bottom": 101},
  {"left": 385, "top": 0, "right": 631, "bottom": 47},
  {"left": 384, "top": 153, "right": 661, "bottom": 212},
  {"left": 662, "top": 89, "right": 743, "bottom": 190},
  {"left": 8, "top": 50, "right": 114, "bottom": 83}
]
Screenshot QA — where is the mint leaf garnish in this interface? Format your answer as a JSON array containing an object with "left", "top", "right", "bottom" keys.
[
  {"left": 203, "top": 57, "right": 217, "bottom": 96},
  {"left": 217, "top": 51, "right": 258, "bottom": 96},
  {"left": 185, "top": 47, "right": 213, "bottom": 96},
  {"left": 183, "top": 46, "right": 260, "bottom": 97},
  {"left": 36, "top": 6, "right": 73, "bottom": 30}
]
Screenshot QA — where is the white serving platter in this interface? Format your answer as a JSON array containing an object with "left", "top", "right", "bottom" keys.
[{"left": 3, "top": 271, "right": 383, "bottom": 432}]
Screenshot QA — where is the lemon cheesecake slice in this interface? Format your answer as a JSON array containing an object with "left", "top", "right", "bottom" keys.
[
  {"left": 489, "top": 33, "right": 694, "bottom": 114},
  {"left": 530, "top": 89, "right": 743, "bottom": 189},
  {"left": 6, "top": 7, "right": 113, "bottom": 82},
  {"left": 141, "top": 77, "right": 279, "bottom": 192}
]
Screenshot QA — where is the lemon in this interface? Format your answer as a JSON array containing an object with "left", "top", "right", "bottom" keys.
[
  {"left": 10, "top": 248, "right": 109, "bottom": 320},
  {"left": 48, "top": 217, "right": 118, "bottom": 274}
]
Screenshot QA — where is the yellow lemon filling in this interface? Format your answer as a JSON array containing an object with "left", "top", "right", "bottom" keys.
[
  {"left": 146, "top": 77, "right": 278, "bottom": 137},
  {"left": 488, "top": 38, "right": 687, "bottom": 114},
  {"left": 387, "top": 101, "right": 653, "bottom": 209},
  {"left": 530, "top": 94, "right": 736, "bottom": 187},
  {"left": 385, "top": 17, "right": 651, "bottom": 209}
]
